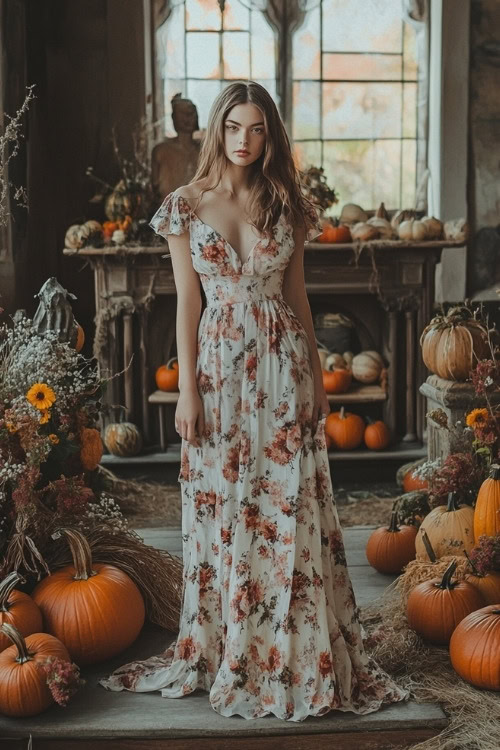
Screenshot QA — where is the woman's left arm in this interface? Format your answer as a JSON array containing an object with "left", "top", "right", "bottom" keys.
[{"left": 282, "top": 224, "right": 330, "bottom": 427}]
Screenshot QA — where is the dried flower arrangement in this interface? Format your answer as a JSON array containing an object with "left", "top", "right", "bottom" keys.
[
  {"left": 0, "top": 85, "right": 35, "bottom": 229},
  {"left": 300, "top": 165, "right": 338, "bottom": 213}
]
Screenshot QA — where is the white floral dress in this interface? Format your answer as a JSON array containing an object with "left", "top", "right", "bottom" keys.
[{"left": 99, "top": 190, "right": 408, "bottom": 721}]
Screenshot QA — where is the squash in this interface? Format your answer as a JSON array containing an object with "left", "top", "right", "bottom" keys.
[
  {"left": 104, "top": 421, "right": 143, "bottom": 457},
  {"left": 364, "top": 417, "right": 390, "bottom": 450},
  {"left": 351, "top": 222, "right": 380, "bottom": 242},
  {"left": 419, "top": 305, "right": 490, "bottom": 381},
  {"left": 0, "top": 572, "right": 43, "bottom": 653},
  {"left": 406, "top": 560, "right": 486, "bottom": 645},
  {"left": 415, "top": 492, "right": 475, "bottom": 561},
  {"left": 156, "top": 356, "right": 179, "bottom": 392},
  {"left": 79, "top": 427, "right": 103, "bottom": 471},
  {"left": 465, "top": 570, "right": 500, "bottom": 605},
  {"left": 75, "top": 323, "right": 85, "bottom": 352},
  {"left": 325, "top": 406, "right": 365, "bottom": 450},
  {"left": 324, "top": 352, "right": 346, "bottom": 370},
  {"left": 319, "top": 218, "right": 352, "bottom": 244},
  {"left": 322, "top": 367, "right": 352, "bottom": 394},
  {"left": 365, "top": 511, "right": 417, "bottom": 574},
  {"left": 32, "top": 528, "right": 145, "bottom": 665},
  {"left": 474, "top": 463, "right": 500, "bottom": 542},
  {"left": 449, "top": 605, "right": 500, "bottom": 690},
  {"left": 105, "top": 180, "right": 143, "bottom": 222},
  {"left": 351, "top": 351, "right": 384, "bottom": 384},
  {"left": 0, "top": 623, "right": 70, "bottom": 716},
  {"left": 339, "top": 203, "right": 368, "bottom": 225}
]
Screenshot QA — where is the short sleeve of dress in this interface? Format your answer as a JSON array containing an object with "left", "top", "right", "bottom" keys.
[
  {"left": 149, "top": 192, "right": 192, "bottom": 240},
  {"left": 304, "top": 202, "right": 323, "bottom": 243}
]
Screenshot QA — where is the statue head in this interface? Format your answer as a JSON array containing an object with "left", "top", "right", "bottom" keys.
[{"left": 171, "top": 93, "right": 199, "bottom": 135}]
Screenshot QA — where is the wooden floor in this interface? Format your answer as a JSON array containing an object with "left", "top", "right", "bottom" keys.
[{"left": 0, "top": 526, "right": 447, "bottom": 750}]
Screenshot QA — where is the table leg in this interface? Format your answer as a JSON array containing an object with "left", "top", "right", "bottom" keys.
[{"left": 159, "top": 404, "right": 166, "bottom": 452}]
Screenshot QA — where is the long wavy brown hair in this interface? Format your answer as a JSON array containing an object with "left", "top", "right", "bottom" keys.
[{"left": 190, "top": 81, "right": 318, "bottom": 238}]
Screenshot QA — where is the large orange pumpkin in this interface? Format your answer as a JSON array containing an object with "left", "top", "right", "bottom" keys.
[
  {"left": 449, "top": 605, "right": 500, "bottom": 690},
  {"left": 79, "top": 427, "right": 103, "bottom": 471},
  {"left": 473, "top": 463, "right": 500, "bottom": 542},
  {"left": 465, "top": 570, "right": 500, "bottom": 605},
  {"left": 325, "top": 406, "right": 365, "bottom": 450},
  {"left": 365, "top": 511, "right": 417, "bottom": 574},
  {"left": 0, "top": 623, "right": 70, "bottom": 716},
  {"left": 364, "top": 417, "right": 391, "bottom": 450},
  {"left": 319, "top": 219, "right": 352, "bottom": 244},
  {"left": 419, "top": 306, "right": 490, "bottom": 381},
  {"left": 156, "top": 356, "right": 179, "bottom": 391},
  {"left": 0, "top": 572, "right": 43, "bottom": 653},
  {"left": 406, "top": 560, "right": 486, "bottom": 645},
  {"left": 32, "top": 528, "right": 145, "bottom": 665},
  {"left": 415, "top": 491, "right": 475, "bottom": 560},
  {"left": 322, "top": 367, "right": 352, "bottom": 394}
]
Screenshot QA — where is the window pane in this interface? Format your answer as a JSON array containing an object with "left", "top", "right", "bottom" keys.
[
  {"left": 186, "top": 32, "right": 220, "bottom": 78},
  {"left": 186, "top": 0, "right": 221, "bottom": 31},
  {"left": 224, "top": 0, "right": 249, "bottom": 30},
  {"left": 323, "top": 53, "right": 402, "bottom": 81},
  {"left": 322, "top": 0, "right": 403, "bottom": 53},
  {"left": 186, "top": 79, "right": 222, "bottom": 129},
  {"left": 403, "top": 83, "right": 417, "bottom": 138},
  {"left": 293, "top": 140, "right": 322, "bottom": 172},
  {"left": 223, "top": 32, "right": 250, "bottom": 79},
  {"left": 158, "top": 4, "right": 185, "bottom": 81},
  {"left": 292, "top": 5, "right": 320, "bottom": 80},
  {"left": 322, "top": 82, "right": 402, "bottom": 139},
  {"left": 293, "top": 82, "right": 321, "bottom": 139},
  {"left": 251, "top": 12, "right": 276, "bottom": 79},
  {"left": 403, "top": 20, "right": 418, "bottom": 80},
  {"left": 402, "top": 139, "right": 416, "bottom": 208},
  {"left": 323, "top": 139, "right": 401, "bottom": 210}
]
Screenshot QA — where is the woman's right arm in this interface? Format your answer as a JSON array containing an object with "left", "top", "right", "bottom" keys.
[{"left": 167, "top": 230, "right": 205, "bottom": 447}]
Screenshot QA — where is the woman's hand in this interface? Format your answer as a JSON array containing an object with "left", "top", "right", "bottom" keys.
[
  {"left": 175, "top": 387, "right": 205, "bottom": 447},
  {"left": 312, "top": 371, "right": 330, "bottom": 434}
]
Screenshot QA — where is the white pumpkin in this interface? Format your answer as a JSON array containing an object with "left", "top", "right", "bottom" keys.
[
  {"left": 351, "top": 351, "right": 384, "bottom": 384},
  {"left": 421, "top": 216, "right": 444, "bottom": 240},
  {"left": 351, "top": 222, "right": 379, "bottom": 241},
  {"left": 339, "top": 203, "right": 368, "bottom": 225},
  {"left": 325, "top": 352, "right": 346, "bottom": 370},
  {"left": 366, "top": 217, "right": 394, "bottom": 239}
]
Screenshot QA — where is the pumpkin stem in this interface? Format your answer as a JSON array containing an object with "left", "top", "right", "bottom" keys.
[
  {"left": 340, "top": 405, "right": 345, "bottom": 420},
  {"left": 446, "top": 491, "right": 461, "bottom": 512},
  {"left": 166, "top": 356, "right": 178, "bottom": 369},
  {"left": 464, "top": 549, "right": 481, "bottom": 577},
  {"left": 421, "top": 530, "right": 437, "bottom": 562},
  {"left": 388, "top": 511, "right": 401, "bottom": 533},
  {"left": 489, "top": 463, "right": 500, "bottom": 480},
  {"left": 0, "top": 623, "right": 34, "bottom": 663},
  {"left": 0, "top": 571, "right": 25, "bottom": 612},
  {"left": 436, "top": 559, "right": 458, "bottom": 589},
  {"left": 57, "top": 528, "right": 97, "bottom": 581}
]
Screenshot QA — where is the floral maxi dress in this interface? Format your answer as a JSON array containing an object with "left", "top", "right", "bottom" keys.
[{"left": 99, "top": 190, "right": 408, "bottom": 721}]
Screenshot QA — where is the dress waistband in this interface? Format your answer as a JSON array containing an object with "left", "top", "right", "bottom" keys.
[{"left": 205, "top": 295, "right": 285, "bottom": 308}]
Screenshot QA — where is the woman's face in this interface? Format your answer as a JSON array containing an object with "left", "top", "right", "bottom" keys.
[{"left": 223, "top": 102, "right": 266, "bottom": 167}]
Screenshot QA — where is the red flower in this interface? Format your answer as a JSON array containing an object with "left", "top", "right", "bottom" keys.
[{"left": 318, "top": 651, "right": 333, "bottom": 678}]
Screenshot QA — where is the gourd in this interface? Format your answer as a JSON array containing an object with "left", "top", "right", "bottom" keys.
[
  {"left": 351, "top": 351, "right": 384, "bottom": 384},
  {"left": 449, "top": 605, "right": 500, "bottom": 690},
  {"left": 105, "top": 180, "right": 143, "bottom": 221},
  {"left": 473, "top": 463, "right": 500, "bottom": 542},
  {"left": 339, "top": 203, "right": 368, "bottom": 225},
  {"left": 324, "top": 352, "right": 347, "bottom": 370},
  {"left": 0, "top": 572, "right": 43, "bottom": 653},
  {"left": 421, "top": 216, "right": 444, "bottom": 240},
  {"left": 351, "top": 222, "right": 379, "bottom": 242},
  {"left": 64, "top": 221, "right": 103, "bottom": 250},
  {"left": 398, "top": 219, "right": 429, "bottom": 241},
  {"left": 325, "top": 406, "right": 365, "bottom": 450},
  {"left": 32, "top": 528, "right": 145, "bottom": 665},
  {"left": 322, "top": 367, "right": 352, "bottom": 394},
  {"left": 75, "top": 324, "right": 85, "bottom": 352},
  {"left": 0, "top": 623, "right": 70, "bottom": 716},
  {"left": 365, "top": 511, "right": 417, "bottom": 574},
  {"left": 366, "top": 217, "right": 394, "bottom": 239},
  {"left": 364, "top": 417, "right": 390, "bottom": 450},
  {"left": 415, "top": 491, "right": 475, "bottom": 560},
  {"left": 103, "top": 421, "right": 143, "bottom": 457},
  {"left": 444, "top": 218, "right": 468, "bottom": 243},
  {"left": 156, "top": 356, "right": 180, "bottom": 392},
  {"left": 397, "top": 458, "right": 429, "bottom": 492},
  {"left": 419, "top": 306, "right": 490, "bottom": 381},
  {"left": 319, "top": 218, "right": 352, "bottom": 244},
  {"left": 79, "top": 427, "right": 103, "bottom": 471},
  {"left": 465, "top": 564, "right": 500, "bottom": 606},
  {"left": 406, "top": 560, "right": 486, "bottom": 645},
  {"left": 391, "top": 209, "right": 418, "bottom": 231}
]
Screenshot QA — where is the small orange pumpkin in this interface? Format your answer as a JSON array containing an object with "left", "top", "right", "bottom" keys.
[
  {"left": 365, "top": 511, "right": 417, "bottom": 574},
  {"left": 0, "top": 572, "right": 43, "bottom": 653},
  {"left": 325, "top": 406, "right": 365, "bottom": 450},
  {"left": 449, "top": 605, "right": 500, "bottom": 690},
  {"left": 156, "top": 356, "right": 179, "bottom": 391},
  {"left": 364, "top": 417, "right": 391, "bottom": 450},
  {"left": 403, "top": 469, "right": 428, "bottom": 492},
  {"left": 79, "top": 427, "right": 103, "bottom": 471},
  {"left": 319, "top": 218, "right": 352, "bottom": 244},
  {"left": 473, "top": 463, "right": 500, "bottom": 542},
  {"left": 322, "top": 367, "right": 352, "bottom": 394}
]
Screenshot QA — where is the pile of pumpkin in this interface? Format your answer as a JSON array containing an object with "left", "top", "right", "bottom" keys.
[
  {"left": 0, "top": 528, "right": 146, "bottom": 717},
  {"left": 318, "top": 201, "right": 467, "bottom": 244},
  {"left": 64, "top": 214, "right": 133, "bottom": 250},
  {"left": 366, "top": 463, "right": 500, "bottom": 691}
]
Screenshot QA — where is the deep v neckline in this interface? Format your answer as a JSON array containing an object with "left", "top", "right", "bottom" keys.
[{"left": 177, "top": 193, "right": 275, "bottom": 269}]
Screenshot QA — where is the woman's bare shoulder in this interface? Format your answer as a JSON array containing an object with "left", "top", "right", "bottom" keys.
[{"left": 175, "top": 180, "right": 208, "bottom": 205}]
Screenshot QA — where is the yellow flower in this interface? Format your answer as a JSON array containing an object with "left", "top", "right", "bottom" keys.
[
  {"left": 466, "top": 408, "right": 490, "bottom": 428},
  {"left": 39, "top": 410, "right": 51, "bottom": 425},
  {"left": 6, "top": 421, "right": 18, "bottom": 433},
  {"left": 27, "top": 383, "right": 56, "bottom": 411},
  {"left": 48, "top": 433, "right": 59, "bottom": 445}
]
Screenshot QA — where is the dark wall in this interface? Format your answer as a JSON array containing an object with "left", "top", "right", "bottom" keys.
[{"left": 11, "top": 0, "right": 146, "bottom": 353}]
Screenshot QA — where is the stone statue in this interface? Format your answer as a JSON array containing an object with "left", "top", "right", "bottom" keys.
[{"left": 151, "top": 93, "right": 201, "bottom": 205}]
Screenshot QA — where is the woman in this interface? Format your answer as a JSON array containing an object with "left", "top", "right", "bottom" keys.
[{"left": 100, "top": 81, "right": 408, "bottom": 721}]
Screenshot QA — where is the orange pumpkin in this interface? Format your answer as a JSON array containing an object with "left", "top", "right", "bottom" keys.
[
  {"left": 473, "top": 463, "right": 500, "bottom": 542},
  {"left": 365, "top": 511, "right": 417, "bottom": 574},
  {"left": 364, "top": 417, "right": 391, "bottom": 450},
  {"left": 79, "top": 427, "right": 103, "bottom": 471},
  {"left": 465, "top": 571, "right": 500, "bottom": 605},
  {"left": 403, "top": 469, "right": 428, "bottom": 492},
  {"left": 0, "top": 572, "right": 43, "bottom": 653},
  {"left": 322, "top": 367, "right": 352, "bottom": 394},
  {"left": 32, "top": 528, "right": 145, "bottom": 665},
  {"left": 406, "top": 560, "right": 486, "bottom": 645},
  {"left": 319, "top": 218, "right": 352, "bottom": 244},
  {"left": 0, "top": 623, "right": 70, "bottom": 716},
  {"left": 325, "top": 406, "right": 364, "bottom": 450},
  {"left": 449, "top": 605, "right": 500, "bottom": 690},
  {"left": 75, "top": 324, "right": 85, "bottom": 352},
  {"left": 156, "top": 356, "right": 179, "bottom": 391}
]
